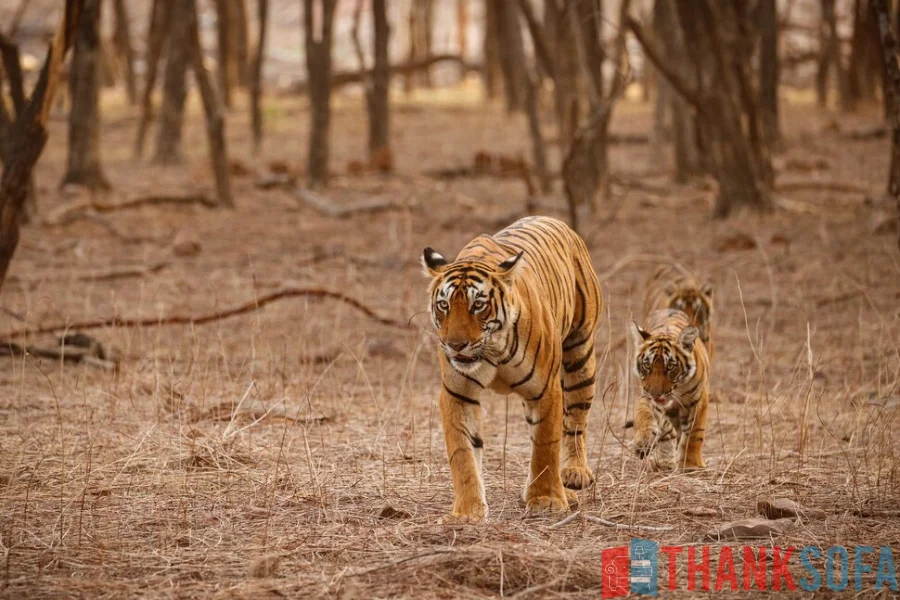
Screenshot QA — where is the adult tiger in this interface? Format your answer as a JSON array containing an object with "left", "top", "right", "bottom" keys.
[
  {"left": 422, "top": 216, "right": 603, "bottom": 520},
  {"left": 643, "top": 264, "right": 714, "bottom": 360},
  {"left": 630, "top": 309, "right": 709, "bottom": 471}
]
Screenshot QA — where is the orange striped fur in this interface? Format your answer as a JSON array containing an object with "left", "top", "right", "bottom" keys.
[
  {"left": 631, "top": 309, "right": 709, "bottom": 471},
  {"left": 643, "top": 264, "right": 714, "bottom": 361},
  {"left": 422, "top": 216, "right": 603, "bottom": 520}
]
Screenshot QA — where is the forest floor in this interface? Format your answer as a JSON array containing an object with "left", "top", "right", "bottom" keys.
[{"left": 1, "top": 84, "right": 899, "bottom": 599}]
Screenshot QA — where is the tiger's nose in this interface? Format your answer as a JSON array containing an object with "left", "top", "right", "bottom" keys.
[{"left": 447, "top": 341, "right": 468, "bottom": 352}]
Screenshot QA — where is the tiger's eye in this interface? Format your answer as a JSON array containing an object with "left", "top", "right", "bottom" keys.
[{"left": 437, "top": 300, "right": 449, "bottom": 312}]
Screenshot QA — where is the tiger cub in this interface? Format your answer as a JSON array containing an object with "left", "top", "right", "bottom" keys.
[
  {"left": 422, "top": 216, "right": 603, "bottom": 520},
  {"left": 643, "top": 265, "right": 714, "bottom": 361},
  {"left": 631, "top": 309, "right": 709, "bottom": 471}
]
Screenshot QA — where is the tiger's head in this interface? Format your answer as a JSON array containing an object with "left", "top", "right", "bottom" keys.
[
  {"left": 663, "top": 281, "right": 713, "bottom": 343},
  {"left": 631, "top": 322, "right": 700, "bottom": 411},
  {"left": 422, "top": 247, "right": 524, "bottom": 372}
]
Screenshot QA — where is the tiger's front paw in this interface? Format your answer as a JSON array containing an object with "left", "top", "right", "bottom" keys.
[
  {"left": 445, "top": 498, "right": 487, "bottom": 523},
  {"left": 632, "top": 432, "right": 655, "bottom": 459},
  {"left": 561, "top": 465, "right": 595, "bottom": 490},
  {"left": 525, "top": 493, "right": 570, "bottom": 514}
]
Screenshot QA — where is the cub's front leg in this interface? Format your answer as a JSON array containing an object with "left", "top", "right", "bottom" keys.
[
  {"left": 632, "top": 398, "right": 658, "bottom": 459},
  {"left": 439, "top": 380, "right": 487, "bottom": 521}
]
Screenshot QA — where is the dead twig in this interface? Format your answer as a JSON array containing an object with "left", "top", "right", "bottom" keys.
[
  {"left": 550, "top": 511, "right": 674, "bottom": 532},
  {"left": 43, "top": 193, "right": 216, "bottom": 225},
  {"left": 1, "top": 286, "right": 409, "bottom": 339},
  {"left": 777, "top": 179, "right": 871, "bottom": 195},
  {"left": 297, "top": 189, "right": 414, "bottom": 219}
]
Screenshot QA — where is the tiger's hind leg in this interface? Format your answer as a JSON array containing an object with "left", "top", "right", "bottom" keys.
[{"left": 560, "top": 333, "right": 596, "bottom": 490}]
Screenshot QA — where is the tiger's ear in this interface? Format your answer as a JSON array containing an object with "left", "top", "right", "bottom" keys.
[
  {"left": 701, "top": 282, "right": 713, "bottom": 298},
  {"left": 630, "top": 321, "right": 651, "bottom": 348},
  {"left": 677, "top": 326, "right": 700, "bottom": 351},
  {"left": 496, "top": 251, "right": 525, "bottom": 280},
  {"left": 422, "top": 247, "right": 449, "bottom": 277}
]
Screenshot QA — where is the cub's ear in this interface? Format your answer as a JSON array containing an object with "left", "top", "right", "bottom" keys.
[
  {"left": 496, "top": 251, "right": 525, "bottom": 280},
  {"left": 663, "top": 283, "right": 676, "bottom": 296},
  {"left": 678, "top": 326, "right": 700, "bottom": 351},
  {"left": 701, "top": 282, "right": 713, "bottom": 298},
  {"left": 630, "top": 321, "right": 651, "bottom": 348},
  {"left": 422, "top": 247, "right": 449, "bottom": 277}
]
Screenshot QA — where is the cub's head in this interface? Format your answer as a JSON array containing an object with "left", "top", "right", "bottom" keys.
[
  {"left": 422, "top": 247, "right": 524, "bottom": 372},
  {"left": 663, "top": 281, "right": 713, "bottom": 343},
  {"left": 631, "top": 322, "right": 700, "bottom": 410}
]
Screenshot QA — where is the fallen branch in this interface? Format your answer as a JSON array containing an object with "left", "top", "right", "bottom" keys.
[
  {"left": 71, "top": 213, "right": 172, "bottom": 244},
  {"left": 9, "top": 260, "right": 169, "bottom": 285},
  {"left": 297, "top": 189, "right": 413, "bottom": 219},
  {"left": 815, "top": 290, "right": 864, "bottom": 307},
  {"left": 1, "top": 333, "right": 118, "bottom": 370},
  {"left": 550, "top": 511, "right": 674, "bottom": 532},
  {"left": 1, "top": 286, "right": 409, "bottom": 339},
  {"left": 289, "top": 54, "right": 478, "bottom": 93},
  {"left": 43, "top": 192, "right": 216, "bottom": 225},
  {"left": 777, "top": 180, "right": 871, "bottom": 195}
]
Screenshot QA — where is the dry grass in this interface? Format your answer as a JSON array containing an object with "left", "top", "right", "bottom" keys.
[{"left": 0, "top": 88, "right": 898, "bottom": 599}]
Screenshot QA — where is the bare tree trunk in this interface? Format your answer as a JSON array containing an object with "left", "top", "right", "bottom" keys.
[
  {"left": 546, "top": 0, "right": 580, "bottom": 145},
  {"left": 134, "top": 0, "right": 171, "bottom": 159},
  {"left": 629, "top": 0, "right": 772, "bottom": 217},
  {"left": 817, "top": 0, "right": 841, "bottom": 107},
  {"left": 367, "top": 0, "right": 390, "bottom": 164},
  {"left": 304, "top": 0, "right": 337, "bottom": 188},
  {"left": 759, "top": 0, "right": 780, "bottom": 146},
  {"left": 495, "top": 0, "right": 527, "bottom": 113},
  {"left": 250, "top": 0, "right": 268, "bottom": 150},
  {"left": 62, "top": 0, "right": 109, "bottom": 190},
  {"left": 482, "top": 0, "right": 501, "bottom": 98},
  {"left": 215, "top": 0, "right": 234, "bottom": 108},
  {"left": 873, "top": 0, "right": 900, "bottom": 250},
  {"left": 154, "top": 0, "right": 191, "bottom": 165},
  {"left": 405, "top": 0, "right": 434, "bottom": 92},
  {"left": 232, "top": 0, "right": 251, "bottom": 87},
  {"left": 457, "top": 0, "right": 468, "bottom": 58},
  {"left": 0, "top": 1, "right": 84, "bottom": 294},
  {"left": 112, "top": 0, "right": 136, "bottom": 105},
  {"left": 187, "top": 0, "right": 233, "bottom": 207},
  {"left": 0, "top": 35, "right": 38, "bottom": 222}
]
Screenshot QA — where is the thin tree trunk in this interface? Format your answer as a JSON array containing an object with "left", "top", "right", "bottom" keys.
[
  {"left": 0, "top": 1, "right": 84, "bottom": 294},
  {"left": 759, "top": 0, "right": 780, "bottom": 146},
  {"left": 304, "top": 0, "right": 337, "bottom": 188},
  {"left": 187, "top": 0, "right": 233, "bottom": 207},
  {"left": 112, "top": 0, "right": 136, "bottom": 105},
  {"left": 873, "top": 0, "right": 900, "bottom": 250},
  {"left": 250, "top": 0, "right": 268, "bottom": 150},
  {"left": 482, "top": 0, "right": 501, "bottom": 98},
  {"left": 0, "top": 36, "right": 38, "bottom": 222},
  {"left": 62, "top": 0, "right": 109, "bottom": 190},
  {"left": 215, "top": 0, "right": 233, "bottom": 108},
  {"left": 457, "top": 0, "right": 468, "bottom": 59},
  {"left": 154, "top": 0, "right": 191, "bottom": 165},
  {"left": 367, "top": 0, "right": 390, "bottom": 163},
  {"left": 134, "top": 0, "right": 171, "bottom": 159},
  {"left": 495, "top": 0, "right": 527, "bottom": 113},
  {"left": 546, "top": 0, "right": 580, "bottom": 146},
  {"left": 233, "top": 0, "right": 251, "bottom": 86},
  {"left": 817, "top": 0, "right": 840, "bottom": 107}
]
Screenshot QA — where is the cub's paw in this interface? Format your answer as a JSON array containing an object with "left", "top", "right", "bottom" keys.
[
  {"left": 561, "top": 465, "right": 595, "bottom": 490},
  {"left": 525, "top": 493, "right": 570, "bottom": 515},
  {"left": 565, "top": 488, "right": 579, "bottom": 509},
  {"left": 632, "top": 433, "right": 655, "bottom": 459}
]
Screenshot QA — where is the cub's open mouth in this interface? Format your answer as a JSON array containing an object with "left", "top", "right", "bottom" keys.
[{"left": 451, "top": 355, "right": 479, "bottom": 365}]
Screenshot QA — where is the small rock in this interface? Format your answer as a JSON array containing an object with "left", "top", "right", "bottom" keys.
[
  {"left": 869, "top": 212, "right": 897, "bottom": 235},
  {"left": 704, "top": 517, "right": 794, "bottom": 542},
  {"left": 684, "top": 506, "right": 719, "bottom": 518},
  {"left": 255, "top": 173, "right": 296, "bottom": 190},
  {"left": 758, "top": 498, "right": 826, "bottom": 520},
  {"left": 172, "top": 231, "right": 202, "bottom": 257},
  {"left": 715, "top": 232, "right": 757, "bottom": 253},
  {"left": 248, "top": 554, "right": 280, "bottom": 578},
  {"left": 378, "top": 505, "right": 411, "bottom": 520}
]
